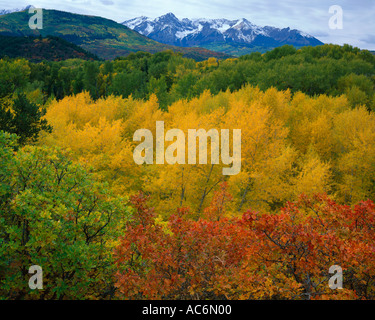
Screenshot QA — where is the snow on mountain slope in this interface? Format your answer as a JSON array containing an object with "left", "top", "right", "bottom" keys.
[
  {"left": 122, "top": 13, "right": 323, "bottom": 51},
  {"left": 0, "top": 5, "right": 34, "bottom": 16}
]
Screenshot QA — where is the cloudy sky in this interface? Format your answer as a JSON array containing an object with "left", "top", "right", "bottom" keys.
[{"left": 1, "top": 0, "right": 374, "bottom": 50}]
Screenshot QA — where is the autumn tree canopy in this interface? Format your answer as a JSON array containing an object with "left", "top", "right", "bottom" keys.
[{"left": 1, "top": 43, "right": 375, "bottom": 300}]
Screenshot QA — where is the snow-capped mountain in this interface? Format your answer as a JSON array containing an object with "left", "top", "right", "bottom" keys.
[
  {"left": 0, "top": 5, "right": 34, "bottom": 16},
  {"left": 123, "top": 13, "right": 323, "bottom": 53}
]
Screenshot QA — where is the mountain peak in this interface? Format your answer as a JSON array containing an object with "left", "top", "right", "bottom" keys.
[
  {"left": 164, "top": 12, "right": 177, "bottom": 18},
  {"left": 157, "top": 12, "right": 179, "bottom": 22},
  {"left": 232, "top": 18, "right": 256, "bottom": 29},
  {"left": 122, "top": 13, "right": 323, "bottom": 56}
]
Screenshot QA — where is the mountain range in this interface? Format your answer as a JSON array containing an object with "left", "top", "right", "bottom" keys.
[
  {"left": 0, "top": 8, "right": 325, "bottom": 61},
  {"left": 0, "top": 9, "right": 230, "bottom": 61},
  {"left": 123, "top": 13, "right": 324, "bottom": 56}
]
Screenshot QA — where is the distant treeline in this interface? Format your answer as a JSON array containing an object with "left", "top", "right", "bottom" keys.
[
  {"left": 0, "top": 44, "right": 374, "bottom": 110},
  {"left": 0, "top": 35, "right": 99, "bottom": 62}
]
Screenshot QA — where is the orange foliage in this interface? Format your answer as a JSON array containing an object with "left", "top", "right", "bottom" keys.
[{"left": 114, "top": 186, "right": 375, "bottom": 300}]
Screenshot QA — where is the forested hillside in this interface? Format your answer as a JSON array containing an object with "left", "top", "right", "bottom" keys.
[
  {"left": 1, "top": 44, "right": 375, "bottom": 300},
  {"left": 0, "top": 9, "right": 230, "bottom": 61},
  {"left": 1, "top": 44, "right": 374, "bottom": 110},
  {"left": 0, "top": 35, "right": 100, "bottom": 62}
]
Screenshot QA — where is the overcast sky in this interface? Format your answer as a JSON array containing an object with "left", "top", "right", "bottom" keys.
[{"left": 1, "top": 0, "right": 374, "bottom": 50}]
